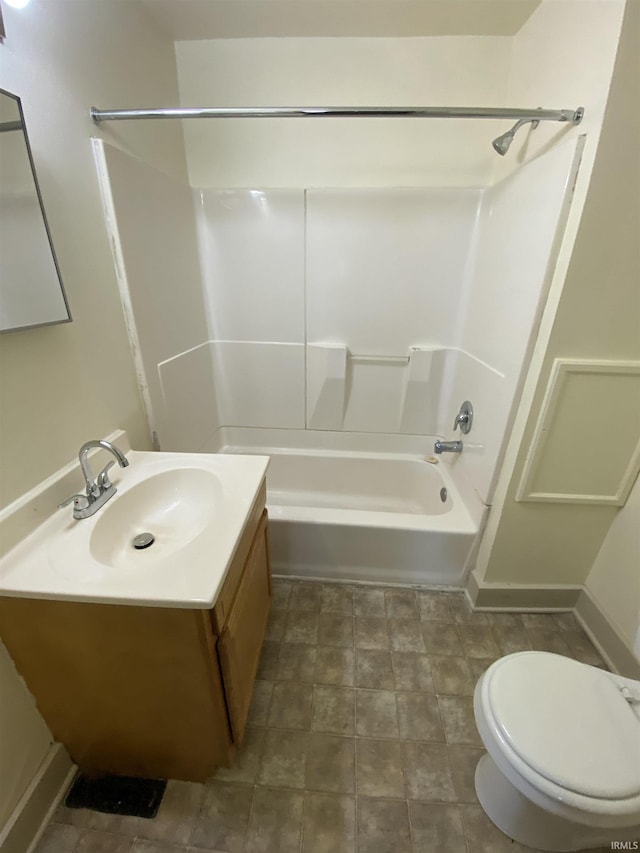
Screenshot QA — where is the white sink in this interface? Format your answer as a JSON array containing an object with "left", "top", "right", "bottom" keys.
[
  {"left": 0, "top": 449, "right": 269, "bottom": 608},
  {"left": 89, "top": 468, "right": 223, "bottom": 571}
]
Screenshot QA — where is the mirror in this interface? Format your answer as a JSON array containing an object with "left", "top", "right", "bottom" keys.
[{"left": 0, "top": 88, "right": 71, "bottom": 332}]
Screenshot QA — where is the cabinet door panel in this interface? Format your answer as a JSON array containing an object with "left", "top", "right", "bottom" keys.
[{"left": 218, "top": 511, "right": 271, "bottom": 743}]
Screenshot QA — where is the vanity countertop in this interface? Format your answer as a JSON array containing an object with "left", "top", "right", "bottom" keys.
[{"left": 0, "top": 449, "right": 269, "bottom": 609}]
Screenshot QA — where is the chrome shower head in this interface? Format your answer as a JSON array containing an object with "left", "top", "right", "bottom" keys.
[
  {"left": 492, "top": 117, "right": 539, "bottom": 156},
  {"left": 492, "top": 128, "right": 517, "bottom": 155}
]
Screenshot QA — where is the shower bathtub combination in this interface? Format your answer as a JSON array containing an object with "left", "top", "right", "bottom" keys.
[
  {"left": 218, "top": 442, "right": 484, "bottom": 587},
  {"left": 91, "top": 96, "right": 583, "bottom": 591}
]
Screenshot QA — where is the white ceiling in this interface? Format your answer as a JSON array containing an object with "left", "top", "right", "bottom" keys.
[{"left": 139, "top": 0, "right": 542, "bottom": 40}]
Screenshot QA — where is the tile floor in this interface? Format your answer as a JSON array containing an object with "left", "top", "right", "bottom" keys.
[{"left": 37, "top": 579, "right": 612, "bottom": 853}]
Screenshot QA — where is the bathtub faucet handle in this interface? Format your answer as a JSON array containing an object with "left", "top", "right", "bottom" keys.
[{"left": 452, "top": 401, "right": 474, "bottom": 434}]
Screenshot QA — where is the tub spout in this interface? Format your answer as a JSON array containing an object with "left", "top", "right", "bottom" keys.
[{"left": 434, "top": 440, "right": 463, "bottom": 454}]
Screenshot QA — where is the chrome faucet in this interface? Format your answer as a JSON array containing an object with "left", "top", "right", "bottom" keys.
[
  {"left": 452, "top": 401, "right": 474, "bottom": 434},
  {"left": 434, "top": 440, "right": 463, "bottom": 454},
  {"left": 59, "top": 439, "right": 129, "bottom": 519}
]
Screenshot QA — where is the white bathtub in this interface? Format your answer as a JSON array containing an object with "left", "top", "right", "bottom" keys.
[{"left": 222, "top": 446, "right": 482, "bottom": 587}]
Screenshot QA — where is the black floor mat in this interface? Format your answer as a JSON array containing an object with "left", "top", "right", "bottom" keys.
[{"left": 65, "top": 774, "right": 166, "bottom": 818}]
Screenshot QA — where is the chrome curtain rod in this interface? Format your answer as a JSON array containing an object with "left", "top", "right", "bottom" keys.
[{"left": 90, "top": 105, "right": 584, "bottom": 123}]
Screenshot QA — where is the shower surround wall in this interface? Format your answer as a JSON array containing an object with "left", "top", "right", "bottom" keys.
[
  {"left": 447, "top": 137, "right": 583, "bottom": 501},
  {"left": 194, "top": 141, "right": 579, "bottom": 506},
  {"left": 94, "top": 140, "right": 219, "bottom": 453},
  {"left": 196, "top": 186, "right": 480, "bottom": 436},
  {"left": 96, "top": 136, "right": 581, "bottom": 509}
]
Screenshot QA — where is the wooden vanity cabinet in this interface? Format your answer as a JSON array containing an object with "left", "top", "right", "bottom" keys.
[{"left": 0, "top": 484, "right": 271, "bottom": 782}]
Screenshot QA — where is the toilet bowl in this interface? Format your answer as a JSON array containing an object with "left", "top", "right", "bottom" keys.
[{"left": 473, "top": 651, "right": 640, "bottom": 852}]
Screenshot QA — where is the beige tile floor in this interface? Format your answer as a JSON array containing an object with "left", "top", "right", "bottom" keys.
[{"left": 37, "top": 579, "right": 613, "bottom": 853}]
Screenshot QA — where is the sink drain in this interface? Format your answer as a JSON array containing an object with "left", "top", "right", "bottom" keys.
[{"left": 132, "top": 532, "right": 155, "bottom": 550}]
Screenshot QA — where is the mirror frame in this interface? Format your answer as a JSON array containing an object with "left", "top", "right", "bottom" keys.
[{"left": 0, "top": 87, "right": 72, "bottom": 333}]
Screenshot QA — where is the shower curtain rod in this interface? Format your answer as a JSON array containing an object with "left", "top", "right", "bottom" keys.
[{"left": 90, "top": 105, "right": 584, "bottom": 123}]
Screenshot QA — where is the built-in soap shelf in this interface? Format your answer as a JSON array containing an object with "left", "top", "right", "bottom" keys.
[
  {"left": 348, "top": 354, "right": 410, "bottom": 364},
  {"left": 307, "top": 343, "right": 445, "bottom": 434}
]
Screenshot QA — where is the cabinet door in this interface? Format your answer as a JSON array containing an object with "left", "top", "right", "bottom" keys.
[{"left": 218, "top": 511, "right": 271, "bottom": 744}]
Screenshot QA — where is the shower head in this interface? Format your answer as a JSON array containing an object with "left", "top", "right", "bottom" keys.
[
  {"left": 492, "top": 117, "right": 539, "bottom": 156},
  {"left": 492, "top": 127, "right": 517, "bottom": 156}
]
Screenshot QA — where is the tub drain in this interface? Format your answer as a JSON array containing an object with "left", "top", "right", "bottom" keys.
[
  {"left": 440, "top": 488, "right": 448, "bottom": 503},
  {"left": 132, "top": 532, "right": 155, "bottom": 550}
]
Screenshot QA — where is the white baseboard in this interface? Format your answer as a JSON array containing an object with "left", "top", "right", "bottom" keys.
[
  {"left": 0, "top": 744, "right": 75, "bottom": 853},
  {"left": 467, "top": 576, "right": 581, "bottom": 611},
  {"left": 575, "top": 588, "right": 640, "bottom": 678}
]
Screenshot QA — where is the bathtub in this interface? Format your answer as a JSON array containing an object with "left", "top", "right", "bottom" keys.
[{"left": 222, "top": 446, "right": 481, "bottom": 587}]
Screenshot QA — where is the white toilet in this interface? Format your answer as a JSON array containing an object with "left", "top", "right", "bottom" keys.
[{"left": 473, "top": 651, "right": 640, "bottom": 852}]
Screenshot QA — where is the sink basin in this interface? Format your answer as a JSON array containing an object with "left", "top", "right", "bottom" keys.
[
  {"left": 90, "top": 468, "right": 223, "bottom": 570},
  {"left": 0, "top": 446, "right": 270, "bottom": 608}
]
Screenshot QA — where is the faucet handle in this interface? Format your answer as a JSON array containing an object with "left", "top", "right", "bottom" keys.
[
  {"left": 97, "top": 461, "right": 115, "bottom": 490},
  {"left": 452, "top": 401, "right": 474, "bottom": 434},
  {"left": 59, "top": 493, "right": 90, "bottom": 512}
]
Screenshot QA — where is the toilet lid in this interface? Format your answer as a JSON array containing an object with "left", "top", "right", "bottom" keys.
[{"left": 487, "top": 653, "right": 640, "bottom": 800}]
